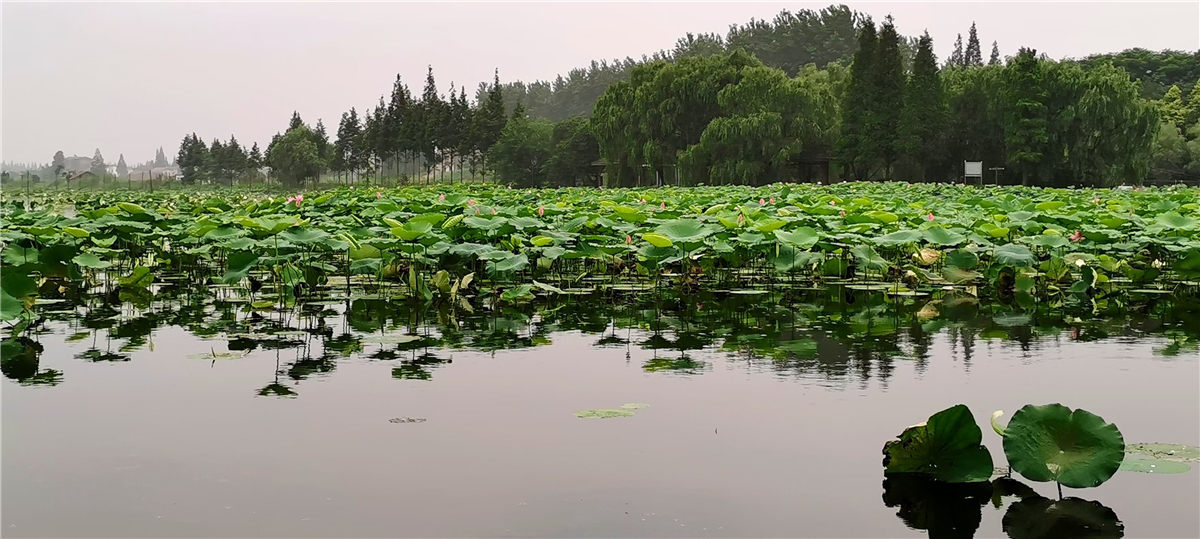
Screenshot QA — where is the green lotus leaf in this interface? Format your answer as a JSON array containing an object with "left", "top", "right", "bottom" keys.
[
  {"left": 851, "top": 245, "right": 890, "bottom": 272},
  {"left": 882, "top": 404, "right": 994, "bottom": 483},
  {"left": 655, "top": 219, "right": 712, "bottom": 243},
  {"left": 1001, "top": 403, "right": 1125, "bottom": 489},
  {"left": 923, "top": 227, "right": 966, "bottom": 246},
  {"left": 641, "top": 232, "right": 673, "bottom": 247},
  {"left": 993, "top": 243, "right": 1036, "bottom": 267},
  {"left": 873, "top": 229, "right": 923, "bottom": 246},
  {"left": 72, "top": 252, "right": 112, "bottom": 269}
]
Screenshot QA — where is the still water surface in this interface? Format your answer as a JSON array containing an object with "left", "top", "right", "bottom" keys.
[{"left": 3, "top": 288, "right": 1198, "bottom": 537}]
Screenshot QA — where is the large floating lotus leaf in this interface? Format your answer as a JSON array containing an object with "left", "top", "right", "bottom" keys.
[
  {"left": 655, "top": 219, "right": 713, "bottom": 243},
  {"left": 882, "top": 404, "right": 994, "bottom": 483},
  {"left": 923, "top": 227, "right": 966, "bottom": 246},
  {"left": 774, "top": 227, "right": 820, "bottom": 249},
  {"left": 873, "top": 229, "right": 923, "bottom": 246},
  {"left": 1002, "top": 404, "right": 1124, "bottom": 488},
  {"left": 1001, "top": 495, "right": 1124, "bottom": 539},
  {"left": 1154, "top": 211, "right": 1198, "bottom": 230},
  {"left": 852, "top": 245, "right": 890, "bottom": 272},
  {"left": 993, "top": 243, "right": 1036, "bottom": 267},
  {"left": 72, "top": 252, "right": 112, "bottom": 269}
]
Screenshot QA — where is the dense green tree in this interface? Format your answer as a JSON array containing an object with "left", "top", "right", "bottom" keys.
[
  {"left": 868, "top": 17, "right": 905, "bottom": 177},
  {"left": 726, "top": 5, "right": 862, "bottom": 75},
  {"left": 672, "top": 32, "right": 726, "bottom": 59},
  {"left": 1149, "top": 121, "right": 1188, "bottom": 181},
  {"left": 944, "top": 66, "right": 1006, "bottom": 174},
  {"left": 207, "top": 139, "right": 225, "bottom": 182},
  {"left": 385, "top": 75, "right": 416, "bottom": 177},
  {"left": 835, "top": 18, "right": 876, "bottom": 179},
  {"left": 176, "top": 134, "right": 208, "bottom": 184},
  {"left": 948, "top": 33, "right": 964, "bottom": 68},
  {"left": 544, "top": 117, "right": 601, "bottom": 185},
  {"left": 90, "top": 149, "right": 106, "bottom": 176},
  {"left": 487, "top": 105, "right": 553, "bottom": 187},
  {"left": 473, "top": 70, "right": 508, "bottom": 173},
  {"left": 248, "top": 143, "right": 263, "bottom": 170},
  {"left": 289, "top": 111, "right": 304, "bottom": 131},
  {"left": 898, "top": 32, "right": 947, "bottom": 179},
  {"left": 680, "top": 65, "right": 838, "bottom": 185},
  {"left": 334, "top": 107, "right": 365, "bottom": 180},
  {"left": 1159, "top": 84, "right": 1187, "bottom": 131},
  {"left": 964, "top": 22, "right": 982, "bottom": 67},
  {"left": 1185, "top": 80, "right": 1200, "bottom": 130},
  {"left": 268, "top": 125, "right": 325, "bottom": 187},
  {"left": 989, "top": 41, "right": 1001, "bottom": 66},
  {"left": 1076, "top": 48, "right": 1200, "bottom": 99},
  {"left": 1004, "top": 48, "right": 1050, "bottom": 185},
  {"left": 52, "top": 150, "right": 65, "bottom": 178}
]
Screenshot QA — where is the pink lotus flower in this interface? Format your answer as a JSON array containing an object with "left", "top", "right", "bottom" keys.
[
  {"left": 468, "top": 199, "right": 476, "bottom": 206},
  {"left": 737, "top": 213, "right": 745, "bottom": 225},
  {"left": 1092, "top": 197, "right": 1100, "bottom": 204},
  {"left": 760, "top": 198, "right": 766, "bottom": 206},
  {"left": 659, "top": 202, "right": 666, "bottom": 210},
  {"left": 538, "top": 207, "right": 545, "bottom": 216},
  {"left": 1070, "top": 230, "right": 1084, "bottom": 242},
  {"left": 296, "top": 194, "right": 304, "bottom": 203},
  {"left": 491, "top": 208, "right": 497, "bottom": 215},
  {"left": 625, "top": 235, "right": 632, "bottom": 244},
  {"left": 640, "top": 198, "right": 646, "bottom": 204},
  {"left": 839, "top": 210, "right": 846, "bottom": 217},
  {"left": 349, "top": 185, "right": 355, "bottom": 190},
  {"left": 926, "top": 212, "right": 935, "bottom": 221},
  {"left": 769, "top": 197, "right": 775, "bottom": 204},
  {"left": 829, "top": 200, "right": 836, "bottom": 206},
  {"left": 376, "top": 192, "right": 382, "bottom": 198},
  {"left": 439, "top": 193, "right": 445, "bottom": 201}
]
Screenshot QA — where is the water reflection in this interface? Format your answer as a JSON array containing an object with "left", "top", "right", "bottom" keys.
[
  {"left": 883, "top": 474, "right": 1124, "bottom": 539},
  {"left": 5, "top": 279, "right": 1199, "bottom": 393}
]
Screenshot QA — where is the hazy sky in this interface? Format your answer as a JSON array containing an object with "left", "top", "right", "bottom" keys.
[{"left": 3, "top": 1, "right": 1198, "bottom": 165}]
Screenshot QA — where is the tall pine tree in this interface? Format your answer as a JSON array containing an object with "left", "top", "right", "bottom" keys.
[
  {"left": 948, "top": 33, "right": 964, "bottom": 68},
  {"left": 869, "top": 16, "right": 905, "bottom": 177},
  {"left": 899, "top": 31, "right": 947, "bottom": 179},
  {"left": 988, "top": 41, "right": 1001, "bottom": 65},
  {"left": 835, "top": 18, "right": 876, "bottom": 179},
  {"left": 964, "top": 22, "right": 982, "bottom": 66}
]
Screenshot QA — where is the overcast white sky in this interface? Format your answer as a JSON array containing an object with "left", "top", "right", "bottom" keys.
[{"left": 3, "top": 1, "right": 1198, "bottom": 165}]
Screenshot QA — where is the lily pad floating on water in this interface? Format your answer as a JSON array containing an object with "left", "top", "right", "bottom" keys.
[
  {"left": 575, "top": 409, "right": 635, "bottom": 419},
  {"left": 1001, "top": 404, "right": 1125, "bottom": 489},
  {"left": 620, "top": 402, "right": 650, "bottom": 410},
  {"left": 882, "top": 404, "right": 994, "bottom": 483},
  {"left": 1117, "top": 442, "right": 1199, "bottom": 474}
]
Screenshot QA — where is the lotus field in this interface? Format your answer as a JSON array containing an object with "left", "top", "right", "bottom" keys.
[{"left": 2, "top": 182, "right": 1199, "bottom": 322}]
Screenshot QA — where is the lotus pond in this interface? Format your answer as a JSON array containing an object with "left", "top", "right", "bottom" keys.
[{"left": 2, "top": 183, "right": 1199, "bottom": 537}]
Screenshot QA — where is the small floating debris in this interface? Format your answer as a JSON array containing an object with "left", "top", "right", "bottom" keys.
[
  {"left": 388, "top": 417, "right": 427, "bottom": 424},
  {"left": 575, "top": 409, "right": 634, "bottom": 419}
]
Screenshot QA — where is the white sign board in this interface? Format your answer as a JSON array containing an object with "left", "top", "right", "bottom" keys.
[{"left": 964, "top": 161, "right": 983, "bottom": 177}]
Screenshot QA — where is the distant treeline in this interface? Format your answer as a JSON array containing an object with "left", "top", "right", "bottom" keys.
[{"left": 166, "top": 4, "right": 1200, "bottom": 188}]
